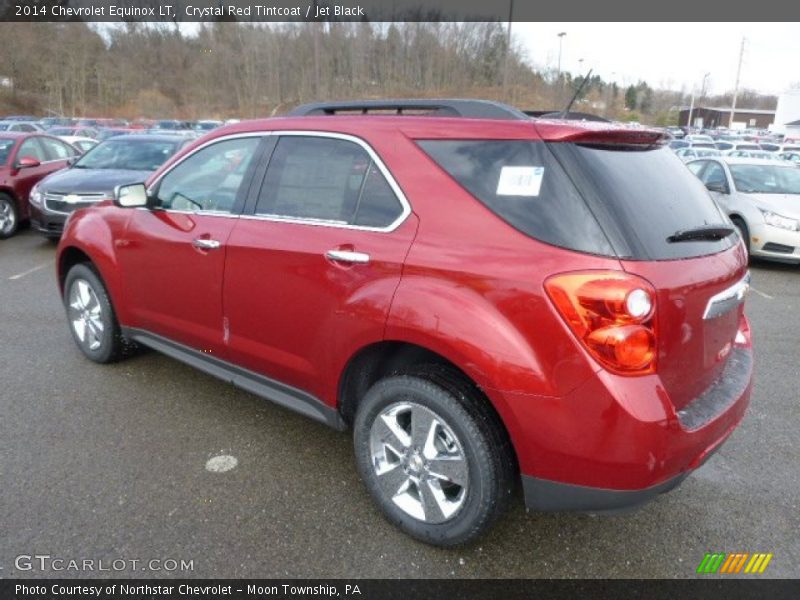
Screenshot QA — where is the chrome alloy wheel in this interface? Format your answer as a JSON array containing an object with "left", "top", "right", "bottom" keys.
[
  {"left": 67, "top": 279, "right": 105, "bottom": 351},
  {"left": 369, "top": 401, "right": 469, "bottom": 524},
  {"left": 0, "top": 198, "right": 16, "bottom": 235}
]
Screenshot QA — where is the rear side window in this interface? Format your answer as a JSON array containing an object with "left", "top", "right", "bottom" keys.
[
  {"left": 418, "top": 140, "right": 614, "bottom": 256},
  {"left": 550, "top": 144, "right": 736, "bottom": 260},
  {"left": 256, "top": 136, "right": 404, "bottom": 228}
]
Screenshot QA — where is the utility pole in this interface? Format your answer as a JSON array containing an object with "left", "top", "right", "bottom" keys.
[
  {"left": 501, "top": 0, "right": 514, "bottom": 100},
  {"left": 687, "top": 72, "right": 710, "bottom": 130},
  {"left": 729, "top": 37, "right": 746, "bottom": 129}
]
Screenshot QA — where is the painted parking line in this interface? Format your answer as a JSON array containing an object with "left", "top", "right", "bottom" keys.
[
  {"left": 7, "top": 262, "right": 51, "bottom": 280},
  {"left": 750, "top": 287, "right": 774, "bottom": 300}
]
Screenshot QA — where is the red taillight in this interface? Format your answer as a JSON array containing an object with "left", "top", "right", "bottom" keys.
[{"left": 545, "top": 271, "right": 657, "bottom": 375}]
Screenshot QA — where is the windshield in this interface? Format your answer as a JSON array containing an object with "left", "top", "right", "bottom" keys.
[
  {"left": 0, "top": 124, "right": 11, "bottom": 131},
  {"left": 696, "top": 149, "right": 720, "bottom": 157},
  {"left": 74, "top": 139, "right": 179, "bottom": 171},
  {"left": 48, "top": 128, "right": 73, "bottom": 136},
  {"left": 729, "top": 163, "right": 800, "bottom": 194},
  {"left": 0, "top": 138, "right": 14, "bottom": 164}
]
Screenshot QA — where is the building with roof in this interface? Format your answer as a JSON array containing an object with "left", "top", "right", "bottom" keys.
[
  {"left": 678, "top": 106, "right": 775, "bottom": 130},
  {"left": 772, "top": 89, "right": 800, "bottom": 135}
]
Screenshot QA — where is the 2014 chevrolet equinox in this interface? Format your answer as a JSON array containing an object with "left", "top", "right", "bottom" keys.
[{"left": 57, "top": 100, "right": 753, "bottom": 546}]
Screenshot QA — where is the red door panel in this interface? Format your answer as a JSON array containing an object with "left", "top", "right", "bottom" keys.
[
  {"left": 223, "top": 215, "right": 418, "bottom": 405},
  {"left": 119, "top": 209, "right": 236, "bottom": 357}
]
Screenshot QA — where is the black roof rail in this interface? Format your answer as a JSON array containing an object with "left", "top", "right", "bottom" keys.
[{"left": 289, "top": 99, "right": 529, "bottom": 121}]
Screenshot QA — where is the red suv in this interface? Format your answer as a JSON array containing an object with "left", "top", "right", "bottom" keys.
[{"left": 56, "top": 100, "right": 753, "bottom": 546}]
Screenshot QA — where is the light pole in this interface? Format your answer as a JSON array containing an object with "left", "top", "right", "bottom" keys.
[{"left": 556, "top": 32, "right": 566, "bottom": 79}]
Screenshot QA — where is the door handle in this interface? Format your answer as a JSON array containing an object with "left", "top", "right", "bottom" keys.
[
  {"left": 325, "top": 249, "right": 370, "bottom": 264},
  {"left": 192, "top": 238, "right": 221, "bottom": 250}
]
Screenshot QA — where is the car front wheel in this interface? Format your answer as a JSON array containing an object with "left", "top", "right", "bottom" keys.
[
  {"left": 64, "top": 263, "right": 127, "bottom": 363},
  {"left": 731, "top": 216, "right": 750, "bottom": 258},
  {"left": 353, "top": 367, "right": 515, "bottom": 546},
  {"left": 0, "top": 193, "right": 18, "bottom": 239}
]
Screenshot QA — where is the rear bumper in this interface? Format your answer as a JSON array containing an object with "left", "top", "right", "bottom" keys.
[
  {"left": 522, "top": 471, "right": 689, "bottom": 514},
  {"left": 495, "top": 317, "right": 754, "bottom": 512}
]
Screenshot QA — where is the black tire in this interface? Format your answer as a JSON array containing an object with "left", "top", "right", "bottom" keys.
[
  {"left": 0, "top": 193, "right": 19, "bottom": 239},
  {"left": 731, "top": 216, "right": 750, "bottom": 258},
  {"left": 353, "top": 365, "right": 516, "bottom": 546},
  {"left": 63, "top": 263, "right": 128, "bottom": 363}
]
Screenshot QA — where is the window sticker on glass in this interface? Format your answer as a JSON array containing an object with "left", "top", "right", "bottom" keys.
[{"left": 496, "top": 166, "right": 545, "bottom": 197}]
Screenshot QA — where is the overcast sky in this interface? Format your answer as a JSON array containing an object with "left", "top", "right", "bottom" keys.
[{"left": 513, "top": 22, "right": 799, "bottom": 96}]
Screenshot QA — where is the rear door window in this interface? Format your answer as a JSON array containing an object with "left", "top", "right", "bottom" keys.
[
  {"left": 418, "top": 140, "right": 614, "bottom": 256},
  {"left": 255, "top": 136, "right": 404, "bottom": 228}
]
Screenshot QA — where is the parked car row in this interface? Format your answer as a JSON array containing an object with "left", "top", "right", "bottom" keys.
[
  {"left": 0, "top": 130, "right": 189, "bottom": 239},
  {"left": 670, "top": 133, "right": 800, "bottom": 166},
  {"left": 1, "top": 114, "right": 232, "bottom": 135}
]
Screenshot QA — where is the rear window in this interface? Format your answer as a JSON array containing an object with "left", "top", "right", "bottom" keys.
[
  {"left": 417, "top": 140, "right": 615, "bottom": 256},
  {"left": 420, "top": 140, "right": 736, "bottom": 260},
  {"left": 550, "top": 144, "right": 736, "bottom": 259}
]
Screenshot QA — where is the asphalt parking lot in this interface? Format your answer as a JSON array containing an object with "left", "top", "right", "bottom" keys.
[{"left": 0, "top": 229, "right": 798, "bottom": 579}]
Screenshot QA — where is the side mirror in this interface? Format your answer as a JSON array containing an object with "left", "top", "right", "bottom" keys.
[
  {"left": 16, "top": 156, "right": 40, "bottom": 169},
  {"left": 705, "top": 182, "right": 728, "bottom": 194},
  {"left": 114, "top": 183, "right": 149, "bottom": 208}
]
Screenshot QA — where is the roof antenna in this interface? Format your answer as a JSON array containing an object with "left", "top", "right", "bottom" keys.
[{"left": 560, "top": 68, "right": 593, "bottom": 119}]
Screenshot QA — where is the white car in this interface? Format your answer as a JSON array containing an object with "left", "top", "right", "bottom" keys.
[
  {"left": 684, "top": 134, "right": 715, "bottom": 145},
  {"left": 58, "top": 135, "right": 97, "bottom": 154},
  {"left": 724, "top": 149, "right": 775, "bottom": 160},
  {"left": 674, "top": 147, "right": 721, "bottom": 162},
  {"left": 686, "top": 156, "right": 800, "bottom": 263}
]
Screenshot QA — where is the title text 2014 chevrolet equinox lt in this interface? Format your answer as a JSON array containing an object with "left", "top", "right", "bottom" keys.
[{"left": 57, "top": 100, "right": 753, "bottom": 546}]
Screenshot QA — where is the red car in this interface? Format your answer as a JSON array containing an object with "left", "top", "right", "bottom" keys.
[
  {"left": 0, "top": 132, "right": 79, "bottom": 238},
  {"left": 56, "top": 100, "right": 753, "bottom": 546}
]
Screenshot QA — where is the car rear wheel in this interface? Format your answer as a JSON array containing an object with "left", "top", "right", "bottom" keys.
[
  {"left": 353, "top": 365, "right": 515, "bottom": 546},
  {"left": 64, "top": 263, "right": 127, "bottom": 363},
  {"left": 0, "top": 193, "right": 19, "bottom": 239}
]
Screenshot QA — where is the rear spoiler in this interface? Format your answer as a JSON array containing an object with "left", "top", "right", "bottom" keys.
[{"left": 533, "top": 120, "right": 667, "bottom": 147}]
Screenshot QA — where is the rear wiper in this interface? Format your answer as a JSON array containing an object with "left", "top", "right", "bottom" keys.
[{"left": 667, "top": 225, "right": 734, "bottom": 243}]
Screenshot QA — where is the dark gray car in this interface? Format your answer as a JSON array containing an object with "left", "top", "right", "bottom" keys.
[{"left": 29, "top": 134, "right": 189, "bottom": 238}]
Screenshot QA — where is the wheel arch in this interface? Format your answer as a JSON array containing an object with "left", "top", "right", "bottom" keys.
[
  {"left": 57, "top": 240, "right": 132, "bottom": 325},
  {"left": 337, "top": 339, "right": 520, "bottom": 475}
]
